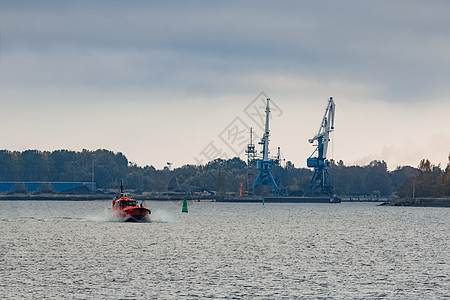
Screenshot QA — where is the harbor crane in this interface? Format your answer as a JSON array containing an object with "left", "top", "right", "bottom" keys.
[
  {"left": 307, "top": 97, "right": 335, "bottom": 195},
  {"left": 252, "top": 98, "right": 278, "bottom": 194}
]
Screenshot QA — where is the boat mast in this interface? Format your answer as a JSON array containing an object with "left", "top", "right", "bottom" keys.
[{"left": 120, "top": 179, "right": 125, "bottom": 196}]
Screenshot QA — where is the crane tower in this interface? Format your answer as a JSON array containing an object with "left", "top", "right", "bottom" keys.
[
  {"left": 245, "top": 127, "right": 256, "bottom": 164},
  {"left": 307, "top": 97, "right": 335, "bottom": 195},
  {"left": 252, "top": 98, "right": 278, "bottom": 194}
]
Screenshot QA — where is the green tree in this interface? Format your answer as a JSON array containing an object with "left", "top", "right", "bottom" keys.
[
  {"left": 0, "top": 150, "right": 16, "bottom": 181},
  {"left": 442, "top": 160, "right": 450, "bottom": 196},
  {"left": 397, "top": 159, "right": 443, "bottom": 198}
]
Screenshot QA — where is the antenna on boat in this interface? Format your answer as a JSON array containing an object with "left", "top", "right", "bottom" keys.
[{"left": 120, "top": 178, "right": 125, "bottom": 196}]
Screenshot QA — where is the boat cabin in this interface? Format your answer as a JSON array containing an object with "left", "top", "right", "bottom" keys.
[{"left": 113, "top": 197, "right": 138, "bottom": 208}]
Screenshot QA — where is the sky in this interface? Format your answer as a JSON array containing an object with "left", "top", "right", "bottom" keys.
[{"left": 0, "top": 0, "right": 449, "bottom": 170}]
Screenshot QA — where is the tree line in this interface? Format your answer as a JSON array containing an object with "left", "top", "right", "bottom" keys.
[
  {"left": 0, "top": 149, "right": 128, "bottom": 189},
  {"left": 396, "top": 158, "right": 450, "bottom": 198},
  {"left": 0, "top": 149, "right": 449, "bottom": 197}
]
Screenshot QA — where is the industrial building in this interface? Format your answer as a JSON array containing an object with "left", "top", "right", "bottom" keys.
[{"left": 0, "top": 182, "right": 96, "bottom": 193}]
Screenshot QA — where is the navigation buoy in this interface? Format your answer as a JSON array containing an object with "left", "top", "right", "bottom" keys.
[
  {"left": 262, "top": 198, "right": 265, "bottom": 205},
  {"left": 182, "top": 196, "right": 188, "bottom": 213}
]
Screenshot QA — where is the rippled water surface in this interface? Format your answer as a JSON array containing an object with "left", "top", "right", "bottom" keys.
[{"left": 1, "top": 201, "right": 449, "bottom": 299}]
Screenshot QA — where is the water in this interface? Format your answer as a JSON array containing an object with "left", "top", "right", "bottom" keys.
[{"left": 1, "top": 201, "right": 448, "bottom": 299}]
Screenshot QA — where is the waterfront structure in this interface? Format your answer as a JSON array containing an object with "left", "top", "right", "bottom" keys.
[
  {"left": 0, "top": 182, "right": 96, "bottom": 193},
  {"left": 252, "top": 98, "right": 278, "bottom": 194},
  {"left": 307, "top": 97, "right": 335, "bottom": 195}
]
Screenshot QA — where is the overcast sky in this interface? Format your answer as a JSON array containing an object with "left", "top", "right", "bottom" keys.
[{"left": 1, "top": 1, "right": 449, "bottom": 169}]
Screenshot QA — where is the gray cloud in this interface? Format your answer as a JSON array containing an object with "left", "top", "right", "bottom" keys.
[
  {"left": 1, "top": 0, "right": 449, "bottom": 102},
  {"left": 0, "top": 1, "right": 449, "bottom": 168}
]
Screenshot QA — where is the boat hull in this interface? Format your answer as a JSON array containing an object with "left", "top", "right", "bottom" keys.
[
  {"left": 115, "top": 207, "right": 151, "bottom": 222},
  {"left": 124, "top": 214, "right": 149, "bottom": 222}
]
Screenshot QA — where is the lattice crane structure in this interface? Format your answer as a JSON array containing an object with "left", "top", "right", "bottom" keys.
[
  {"left": 252, "top": 98, "right": 279, "bottom": 194},
  {"left": 307, "top": 97, "right": 335, "bottom": 195}
]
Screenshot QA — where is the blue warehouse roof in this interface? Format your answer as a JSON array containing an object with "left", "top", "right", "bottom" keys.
[{"left": 0, "top": 182, "right": 96, "bottom": 192}]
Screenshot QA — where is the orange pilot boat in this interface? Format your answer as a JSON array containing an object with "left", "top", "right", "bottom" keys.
[{"left": 112, "top": 181, "right": 151, "bottom": 222}]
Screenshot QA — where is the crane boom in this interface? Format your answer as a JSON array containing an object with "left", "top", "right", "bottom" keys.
[
  {"left": 262, "top": 98, "right": 270, "bottom": 161},
  {"left": 309, "top": 97, "right": 335, "bottom": 159}
]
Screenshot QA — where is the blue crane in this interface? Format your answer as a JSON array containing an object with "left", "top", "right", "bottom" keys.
[
  {"left": 252, "top": 98, "right": 278, "bottom": 194},
  {"left": 307, "top": 97, "right": 335, "bottom": 195}
]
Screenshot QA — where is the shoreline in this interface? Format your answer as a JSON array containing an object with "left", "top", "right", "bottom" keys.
[
  {"left": 389, "top": 197, "right": 450, "bottom": 207},
  {"left": 1, "top": 194, "right": 450, "bottom": 207}
]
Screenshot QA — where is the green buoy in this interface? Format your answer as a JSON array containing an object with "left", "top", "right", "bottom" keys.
[{"left": 182, "top": 196, "right": 188, "bottom": 213}]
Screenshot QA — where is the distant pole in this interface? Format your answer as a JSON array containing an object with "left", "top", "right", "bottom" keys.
[
  {"left": 72, "top": 161, "right": 76, "bottom": 187},
  {"left": 91, "top": 154, "right": 95, "bottom": 191}
]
